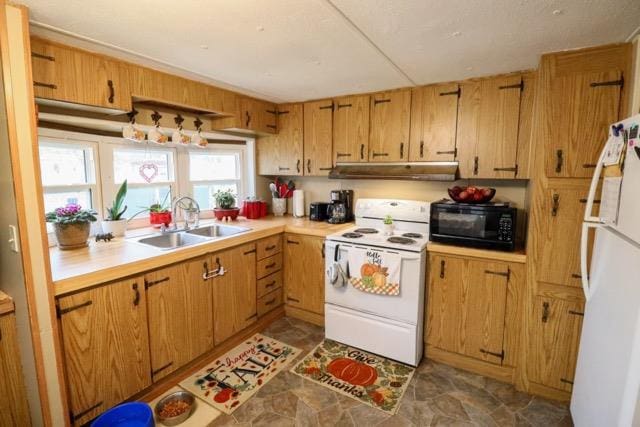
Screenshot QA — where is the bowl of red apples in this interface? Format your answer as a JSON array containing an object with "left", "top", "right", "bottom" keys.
[{"left": 448, "top": 185, "right": 496, "bottom": 203}]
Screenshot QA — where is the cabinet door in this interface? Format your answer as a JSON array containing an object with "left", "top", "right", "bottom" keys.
[
  {"left": 529, "top": 296, "right": 584, "bottom": 391},
  {"left": 409, "top": 84, "right": 459, "bottom": 161},
  {"left": 58, "top": 277, "right": 151, "bottom": 425},
  {"left": 241, "top": 97, "right": 277, "bottom": 134},
  {"left": 30, "top": 37, "right": 131, "bottom": 111},
  {"left": 369, "top": 90, "right": 411, "bottom": 162},
  {"left": 545, "top": 70, "right": 622, "bottom": 178},
  {"left": 212, "top": 243, "right": 257, "bottom": 344},
  {"left": 462, "top": 260, "right": 509, "bottom": 364},
  {"left": 284, "top": 234, "right": 325, "bottom": 315},
  {"left": 0, "top": 314, "right": 30, "bottom": 426},
  {"left": 146, "top": 259, "right": 213, "bottom": 381},
  {"left": 536, "top": 181, "right": 593, "bottom": 287},
  {"left": 333, "top": 95, "right": 370, "bottom": 163},
  {"left": 304, "top": 100, "right": 334, "bottom": 175},
  {"left": 257, "top": 103, "right": 303, "bottom": 176},
  {"left": 456, "top": 81, "right": 482, "bottom": 177}
]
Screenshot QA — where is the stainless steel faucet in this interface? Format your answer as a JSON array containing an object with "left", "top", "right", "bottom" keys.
[{"left": 170, "top": 196, "right": 200, "bottom": 231}]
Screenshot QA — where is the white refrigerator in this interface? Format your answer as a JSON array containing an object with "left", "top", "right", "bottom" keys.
[{"left": 571, "top": 114, "right": 640, "bottom": 426}]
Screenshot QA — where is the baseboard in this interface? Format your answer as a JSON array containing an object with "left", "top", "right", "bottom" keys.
[
  {"left": 135, "top": 306, "right": 286, "bottom": 403},
  {"left": 425, "top": 344, "right": 515, "bottom": 384},
  {"left": 526, "top": 381, "right": 572, "bottom": 402},
  {"left": 285, "top": 305, "right": 324, "bottom": 326}
]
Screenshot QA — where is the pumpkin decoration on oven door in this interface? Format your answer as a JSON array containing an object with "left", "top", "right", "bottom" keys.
[
  {"left": 327, "top": 357, "right": 378, "bottom": 386},
  {"left": 360, "top": 263, "right": 389, "bottom": 289}
]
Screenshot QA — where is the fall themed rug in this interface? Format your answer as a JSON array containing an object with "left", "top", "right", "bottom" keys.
[
  {"left": 290, "top": 339, "right": 415, "bottom": 414},
  {"left": 180, "top": 334, "right": 300, "bottom": 414}
]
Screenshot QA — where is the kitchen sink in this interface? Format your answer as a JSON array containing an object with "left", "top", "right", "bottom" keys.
[
  {"left": 185, "top": 224, "right": 250, "bottom": 238},
  {"left": 136, "top": 231, "right": 210, "bottom": 250}
]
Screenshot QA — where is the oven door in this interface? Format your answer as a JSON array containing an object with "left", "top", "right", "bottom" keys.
[{"left": 324, "top": 240, "right": 426, "bottom": 325}]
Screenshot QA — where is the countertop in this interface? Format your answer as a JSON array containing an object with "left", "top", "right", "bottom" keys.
[
  {"left": 427, "top": 242, "right": 527, "bottom": 264},
  {"left": 0, "top": 291, "right": 14, "bottom": 315},
  {"left": 50, "top": 216, "right": 352, "bottom": 296}
]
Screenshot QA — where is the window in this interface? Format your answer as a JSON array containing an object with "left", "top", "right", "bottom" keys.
[
  {"left": 39, "top": 141, "right": 99, "bottom": 229},
  {"left": 186, "top": 149, "right": 244, "bottom": 210},
  {"left": 103, "top": 146, "right": 176, "bottom": 219}
]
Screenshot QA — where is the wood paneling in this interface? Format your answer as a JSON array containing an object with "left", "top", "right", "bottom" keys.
[
  {"left": 257, "top": 103, "right": 304, "bottom": 176},
  {"left": 528, "top": 296, "right": 584, "bottom": 392},
  {"left": 0, "top": 313, "right": 31, "bottom": 426},
  {"left": 146, "top": 258, "right": 213, "bottom": 381},
  {"left": 284, "top": 233, "right": 325, "bottom": 315},
  {"left": 256, "top": 234, "right": 282, "bottom": 260},
  {"left": 369, "top": 89, "right": 411, "bottom": 162},
  {"left": 409, "top": 83, "right": 459, "bottom": 161},
  {"left": 57, "top": 277, "right": 151, "bottom": 425},
  {"left": 304, "top": 99, "right": 334, "bottom": 175},
  {"left": 333, "top": 94, "right": 370, "bottom": 163},
  {"left": 257, "top": 271, "right": 282, "bottom": 299},
  {"left": 212, "top": 243, "right": 257, "bottom": 344},
  {"left": 257, "top": 252, "right": 282, "bottom": 279},
  {"left": 30, "top": 37, "right": 131, "bottom": 111}
]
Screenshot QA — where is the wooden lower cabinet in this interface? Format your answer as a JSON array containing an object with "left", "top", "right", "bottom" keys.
[
  {"left": 146, "top": 258, "right": 213, "bottom": 381},
  {"left": 0, "top": 312, "right": 30, "bottom": 426},
  {"left": 528, "top": 296, "right": 584, "bottom": 392},
  {"left": 284, "top": 233, "right": 325, "bottom": 315},
  {"left": 426, "top": 253, "right": 524, "bottom": 369},
  {"left": 212, "top": 243, "right": 257, "bottom": 345},
  {"left": 57, "top": 276, "right": 151, "bottom": 425}
]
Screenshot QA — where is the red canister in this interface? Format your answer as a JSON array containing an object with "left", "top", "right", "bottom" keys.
[{"left": 259, "top": 201, "right": 267, "bottom": 218}]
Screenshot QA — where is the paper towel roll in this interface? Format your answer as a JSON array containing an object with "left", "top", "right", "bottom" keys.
[{"left": 293, "top": 190, "right": 305, "bottom": 217}]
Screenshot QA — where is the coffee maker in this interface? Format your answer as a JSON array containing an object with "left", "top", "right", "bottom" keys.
[{"left": 327, "top": 190, "right": 354, "bottom": 224}]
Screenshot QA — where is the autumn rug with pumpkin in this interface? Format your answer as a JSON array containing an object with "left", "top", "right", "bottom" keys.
[
  {"left": 180, "top": 334, "right": 300, "bottom": 414},
  {"left": 290, "top": 339, "right": 415, "bottom": 414}
]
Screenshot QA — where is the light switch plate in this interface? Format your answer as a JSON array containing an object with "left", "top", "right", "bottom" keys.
[{"left": 8, "top": 225, "right": 19, "bottom": 253}]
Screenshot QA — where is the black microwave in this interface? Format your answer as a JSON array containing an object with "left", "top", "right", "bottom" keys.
[{"left": 429, "top": 199, "right": 517, "bottom": 251}]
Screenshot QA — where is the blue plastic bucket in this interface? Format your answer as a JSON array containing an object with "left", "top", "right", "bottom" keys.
[{"left": 91, "top": 402, "right": 153, "bottom": 427}]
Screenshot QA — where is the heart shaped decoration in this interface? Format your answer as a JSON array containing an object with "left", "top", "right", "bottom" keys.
[{"left": 139, "top": 163, "right": 158, "bottom": 183}]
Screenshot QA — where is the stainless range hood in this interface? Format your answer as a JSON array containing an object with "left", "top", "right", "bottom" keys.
[{"left": 329, "top": 162, "right": 459, "bottom": 181}]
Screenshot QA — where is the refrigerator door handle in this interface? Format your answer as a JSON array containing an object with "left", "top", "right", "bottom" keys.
[
  {"left": 583, "top": 139, "right": 608, "bottom": 223},
  {"left": 581, "top": 222, "right": 603, "bottom": 301}
]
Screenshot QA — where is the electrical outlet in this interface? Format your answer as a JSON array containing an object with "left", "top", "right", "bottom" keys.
[{"left": 8, "top": 225, "right": 19, "bottom": 253}]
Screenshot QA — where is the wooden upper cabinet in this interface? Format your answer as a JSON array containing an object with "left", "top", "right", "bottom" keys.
[
  {"left": 257, "top": 103, "right": 303, "bottom": 176},
  {"left": 545, "top": 70, "right": 623, "bottom": 178},
  {"left": 57, "top": 276, "right": 151, "bottom": 425},
  {"left": 30, "top": 37, "right": 131, "bottom": 112},
  {"left": 333, "top": 95, "right": 370, "bottom": 163},
  {"left": 409, "top": 83, "right": 459, "bottom": 161},
  {"left": 457, "top": 75, "right": 523, "bottom": 178},
  {"left": 211, "top": 243, "right": 257, "bottom": 344},
  {"left": 369, "top": 89, "right": 411, "bottom": 162},
  {"left": 145, "top": 259, "right": 213, "bottom": 381},
  {"left": 304, "top": 100, "right": 334, "bottom": 175},
  {"left": 528, "top": 296, "right": 584, "bottom": 392},
  {"left": 284, "top": 234, "right": 325, "bottom": 315},
  {"left": 241, "top": 97, "right": 278, "bottom": 134}
]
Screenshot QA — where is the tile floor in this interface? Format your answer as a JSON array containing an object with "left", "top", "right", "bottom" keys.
[{"left": 206, "top": 317, "right": 572, "bottom": 427}]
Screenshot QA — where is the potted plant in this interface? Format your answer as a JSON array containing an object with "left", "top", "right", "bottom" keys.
[
  {"left": 213, "top": 189, "right": 239, "bottom": 221},
  {"left": 102, "top": 180, "right": 128, "bottom": 237},
  {"left": 148, "top": 193, "right": 172, "bottom": 227},
  {"left": 383, "top": 215, "right": 394, "bottom": 236},
  {"left": 45, "top": 203, "right": 97, "bottom": 250}
]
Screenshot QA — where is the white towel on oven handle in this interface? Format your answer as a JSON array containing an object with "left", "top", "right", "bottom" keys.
[
  {"left": 326, "top": 244, "right": 349, "bottom": 288},
  {"left": 347, "top": 247, "right": 402, "bottom": 295}
]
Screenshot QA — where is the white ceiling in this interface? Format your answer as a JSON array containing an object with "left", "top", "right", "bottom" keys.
[{"left": 22, "top": 0, "right": 640, "bottom": 103}]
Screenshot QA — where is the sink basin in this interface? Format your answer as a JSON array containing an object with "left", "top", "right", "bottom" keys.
[
  {"left": 137, "top": 232, "right": 210, "bottom": 250},
  {"left": 186, "top": 224, "right": 250, "bottom": 238}
]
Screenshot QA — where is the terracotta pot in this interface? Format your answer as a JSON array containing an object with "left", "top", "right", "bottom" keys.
[
  {"left": 149, "top": 211, "right": 172, "bottom": 227},
  {"left": 54, "top": 222, "right": 91, "bottom": 250},
  {"left": 214, "top": 207, "right": 240, "bottom": 221}
]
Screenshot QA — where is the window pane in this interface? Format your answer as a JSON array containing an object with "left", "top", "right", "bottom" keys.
[
  {"left": 114, "top": 149, "right": 174, "bottom": 184},
  {"left": 194, "top": 183, "right": 238, "bottom": 210},
  {"left": 189, "top": 152, "right": 238, "bottom": 181},
  {"left": 43, "top": 190, "right": 93, "bottom": 213},
  {"left": 124, "top": 186, "right": 171, "bottom": 219},
  {"left": 39, "top": 145, "right": 93, "bottom": 186}
]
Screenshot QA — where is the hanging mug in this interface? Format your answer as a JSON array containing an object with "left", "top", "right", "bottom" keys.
[
  {"left": 192, "top": 131, "right": 208, "bottom": 148},
  {"left": 148, "top": 126, "right": 168, "bottom": 145},
  {"left": 122, "top": 123, "right": 145, "bottom": 143},
  {"left": 172, "top": 128, "right": 191, "bottom": 146}
]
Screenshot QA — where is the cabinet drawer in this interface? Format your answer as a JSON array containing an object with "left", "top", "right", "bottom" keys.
[
  {"left": 256, "top": 253, "right": 282, "bottom": 279},
  {"left": 257, "top": 271, "right": 282, "bottom": 298},
  {"left": 258, "top": 288, "right": 283, "bottom": 317},
  {"left": 257, "top": 235, "right": 282, "bottom": 260}
]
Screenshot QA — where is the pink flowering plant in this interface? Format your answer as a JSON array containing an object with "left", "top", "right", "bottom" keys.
[{"left": 45, "top": 203, "right": 97, "bottom": 226}]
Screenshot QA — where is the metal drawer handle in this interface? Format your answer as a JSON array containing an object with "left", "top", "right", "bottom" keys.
[
  {"left": 145, "top": 277, "right": 169, "bottom": 288},
  {"left": 58, "top": 300, "right": 92, "bottom": 317},
  {"left": 579, "top": 199, "right": 601, "bottom": 204},
  {"left": 31, "top": 52, "right": 55, "bottom": 61},
  {"left": 336, "top": 153, "right": 351, "bottom": 157},
  {"left": 484, "top": 269, "right": 510, "bottom": 281},
  {"left": 420, "top": 141, "right": 424, "bottom": 158},
  {"left": 265, "top": 245, "right": 276, "bottom": 251},
  {"left": 287, "top": 239, "right": 300, "bottom": 245},
  {"left": 551, "top": 194, "right": 560, "bottom": 216},
  {"left": 107, "top": 79, "right": 114, "bottom": 103},
  {"left": 265, "top": 280, "right": 276, "bottom": 288},
  {"left": 437, "top": 149, "right": 457, "bottom": 156},
  {"left": 132, "top": 283, "right": 140, "bottom": 306},
  {"left": 360, "top": 144, "right": 364, "bottom": 160},
  {"left": 296, "top": 159, "right": 300, "bottom": 173},
  {"left": 307, "top": 159, "right": 311, "bottom": 173},
  {"left": 568, "top": 310, "right": 584, "bottom": 316},
  {"left": 372, "top": 152, "right": 389, "bottom": 157},
  {"left": 590, "top": 79, "right": 624, "bottom": 88},
  {"left": 264, "top": 298, "right": 276, "bottom": 306},
  {"left": 479, "top": 348, "right": 505, "bottom": 360},
  {"left": 34, "top": 81, "right": 57, "bottom": 89},
  {"left": 439, "top": 260, "right": 445, "bottom": 279},
  {"left": 373, "top": 98, "right": 391, "bottom": 105},
  {"left": 265, "top": 262, "right": 276, "bottom": 269},
  {"left": 244, "top": 248, "right": 256, "bottom": 255},
  {"left": 152, "top": 361, "right": 173, "bottom": 376},
  {"left": 337, "top": 103, "right": 352, "bottom": 109},
  {"left": 556, "top": 150, "right": 563, "bottom": 173},
  {"left": 400, "top": 143, "right": 404, "bottom": 158},
  {"left": 287, "top": 296, "right": 300, "bottom": 303},
  {"left": 473, "top": 156, "right": 479, "bottom": 175},
  {"left": 542, "top": 302, "right": 550, "bottom": 323},
  {"left": 319, "top": 167, "right": 332, "bottom": 171},
  {"left": 278, "top": 166, "right": 290, "bottom": 171}
]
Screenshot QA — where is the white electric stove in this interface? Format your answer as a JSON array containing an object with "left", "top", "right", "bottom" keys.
[{"left": 324, "top": 199, "right": 430, "bottom": 366}]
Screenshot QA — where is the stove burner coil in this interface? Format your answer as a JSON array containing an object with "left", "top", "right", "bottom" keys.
[
  {"left": 387, "top": 236, "right": 416, "bottom": 245},
  {"left": 353, "top": 228, "right": 379, "bottom": 234},
  {"left": 342, "top": 232, "right": 363, "bottom": 238},
  {"left": 402, "top": 233, "right": 423, "bottom": 239}
]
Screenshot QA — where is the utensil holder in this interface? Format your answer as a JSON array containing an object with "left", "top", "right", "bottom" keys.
[{"left": 272, "top": 198, "right": 286, "bottom": 216}]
